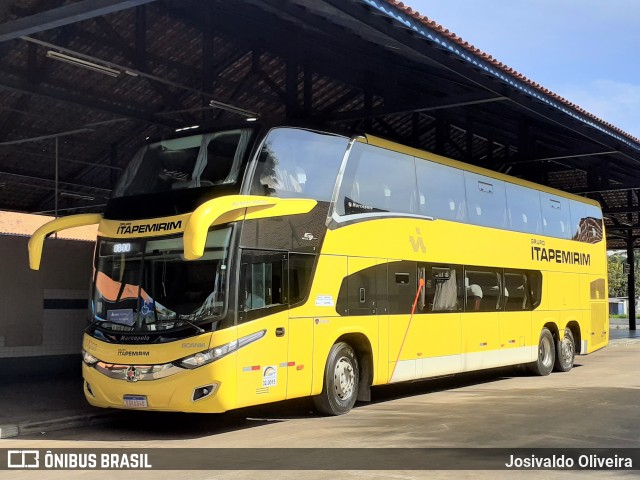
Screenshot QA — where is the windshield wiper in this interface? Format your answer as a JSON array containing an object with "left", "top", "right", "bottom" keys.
[
  {"left": 155, "top": 318, "right": 205, "bottom": 334},
  {"left": 91, "top": 320, "right": 135, "bottom": 331}
]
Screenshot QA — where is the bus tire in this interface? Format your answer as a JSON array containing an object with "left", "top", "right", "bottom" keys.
[
  {"left": 313, "top": 342, "right": 359, "bottom": 416},
  {"left": 554, "top": 328, "right": 575, "bottom": 372},
  {"left": 528, "top": 327, "right": 555, "bottom": 376}
]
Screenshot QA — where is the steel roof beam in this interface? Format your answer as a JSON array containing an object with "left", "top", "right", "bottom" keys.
[
  {"left": 569, "top": 183, "right": 640, "bottom": 195},
  {"left": 0, "top": 169, "right": 111, "bottom": 193},
  {"left": 495, "top": 149, "right": 619, "bottom": 167},
  {"left": 602, "top": 206, "right": 640, "bottom": 215},
  {"left": 0, "top": 0, "right": 157, "bottom": 43},
  {"left": 323, "top": 92, "right": 507, "bottom": 122},
  {"left": 92, "top": 16, "right": 195, "bottom": 124},
  {"left": 323, "top": 0, "right": 640, "bottom": 164},
  {"left": 0, "top": 70, "right": 179, "bottom": 128}
]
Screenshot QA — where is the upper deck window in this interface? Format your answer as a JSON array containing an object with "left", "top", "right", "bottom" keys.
[
  {"left": 112, "top": 129, "right": 252, "bottom": 198},
  {"left": 250, "top": 128, "right": 350, "bottom": 202},
  {"left": 336, "top": 142, "right": 418, "bottom": 215}
]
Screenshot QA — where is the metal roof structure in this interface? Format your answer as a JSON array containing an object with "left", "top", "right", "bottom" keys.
[{"left": 1, "top": 0, "right": 639, "bottom": 249}]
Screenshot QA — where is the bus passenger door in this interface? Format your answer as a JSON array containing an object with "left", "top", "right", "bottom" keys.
[
  {"left": 461, "top": 267, "right": 501, "bottom": 371},
  {"left": 286, "top": 252, "right": 318, "bottom": 399},
  {"left": 418, "top": 264, "right": 463, "bottom": 378},
  {"left": 235, "top": 250, "right": 289, "bottom": 408},
  {"left": 387, "top": 261, "right": 418, "bottom": 382},
  {"left": 500, "top": 270, "right": 533, "bottom": 365}
]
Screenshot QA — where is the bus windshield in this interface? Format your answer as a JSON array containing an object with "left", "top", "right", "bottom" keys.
[
  {"left": 112, "top": 129, "right": 253, "bottom": 198},
  {"left": 91, "top": 228, "right": 231, "bottom": 333}
]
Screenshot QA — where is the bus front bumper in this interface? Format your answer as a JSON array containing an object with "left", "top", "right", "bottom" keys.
[{"left": 82, "top": 362, "right": 234, "bottom": 413}]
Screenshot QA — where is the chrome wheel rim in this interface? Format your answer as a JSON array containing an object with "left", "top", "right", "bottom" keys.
[
  {"left": 560, "top": 334, "right": 574, "bottom": 365},
  {"left": 333, "top": 356, "right": 355, "bottom": 400},
  {"left": 539, "top": 335, "right": 553, "bottom": 368}
]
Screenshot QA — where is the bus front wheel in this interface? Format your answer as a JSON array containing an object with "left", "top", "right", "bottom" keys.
[
  {"left": 313, "top": 342, "right": 359, "bottom": 415},
  {"left": 529, "top": 327, "right": 555, "bottom": 376},
  {"left": 553, "top": 328, "right": 575, "bottom": 372}
]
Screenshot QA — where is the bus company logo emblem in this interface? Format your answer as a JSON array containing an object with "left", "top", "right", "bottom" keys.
[
  {"left": 409, "top": 228, "right": 426, "bottom": 253},
  {"left": 302, "top": 233, "right": 315, "bottom": 241},
  {"left": 125, "top": 366, "right": 140, "bottom": 382},
  {"left": 116, "top": 220, "right": 182, "bottom": 235}
]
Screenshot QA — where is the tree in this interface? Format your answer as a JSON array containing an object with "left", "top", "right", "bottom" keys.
[
  {"left": 607, "top": 252, "right": 640, "bottom": 298},
  {"left": 608, "top": 254, "right": 627, "bottom": 297}
]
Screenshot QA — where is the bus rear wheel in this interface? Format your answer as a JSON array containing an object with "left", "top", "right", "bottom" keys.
[
  {"left": 554, "top": 328, "right": 575, "bottom": 372},
  {"left": 313, "top": 342, "right": 359, "bottom": 416},
  {"left": 529, "top": 327, "right": 555, "bottom": 376}
]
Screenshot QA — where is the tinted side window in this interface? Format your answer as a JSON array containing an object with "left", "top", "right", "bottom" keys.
[
  {"left": 418, "top": 264, "right": 463, "bottom": 313},
  {"left": 465, "top": 173, "right": 507, "bottom": 229},
  {"left": 526, "top": 270, "right": 543, "bottom": 308},
  {"left": 504, "top": 270, "right": 532, "bottom": 311},
  {"left": 569, "top": 201, "right": 604, "bottom": 243},
  {"left": 415, "top": 159, "right": 467, "bottom": 221},
  {"left": 505, "top": 183, "right": 543, "bottom": 234},
  {"left": 251, "top": 128, "right": 349, "bottom": 201},
  {"left": 289, "top": 253, "right": 316, "bottom": 306},
  {"left": 388, "top": 261, "right": 416, "bottom": 314},
  {"left": 541, "top": 193, "right": 571, "bottom": 239},
  {"left": 465, "top": 268, "right": 503, "bottom": 312},
  {"left": 239, "top": 250, "right": 287, "bottom": 318},
  {"left": 337, "top": 143, "right": 418, "bottom": 215}
]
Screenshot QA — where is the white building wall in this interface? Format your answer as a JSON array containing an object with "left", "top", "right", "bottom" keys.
[{"left": 0, "top": 235, "right": 93, "bottom": 360}]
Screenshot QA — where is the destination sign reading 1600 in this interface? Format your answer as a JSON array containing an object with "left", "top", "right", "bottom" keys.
[{"left": 100, "top": 242, "right": 143, "bottom": 256}]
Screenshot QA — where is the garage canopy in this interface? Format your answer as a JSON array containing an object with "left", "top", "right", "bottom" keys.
[{"left": 0, "top": 0, "right": 639, "bottom": 249}]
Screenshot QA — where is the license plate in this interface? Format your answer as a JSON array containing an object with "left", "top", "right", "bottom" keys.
[{"left": 123, "top": 395, "right": 148, "bottom": 407}]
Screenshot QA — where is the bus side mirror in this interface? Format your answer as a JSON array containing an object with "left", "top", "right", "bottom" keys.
[
  {"left": 183, "top": 195, "right": 316, "bottom": 260},
  {"left": 28, "top": 213, "right": 102, "bottom": 270}
]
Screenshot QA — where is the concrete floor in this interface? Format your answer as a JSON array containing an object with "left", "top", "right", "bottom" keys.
[{"left": 2, "top": 334, "right": 638, "bottom": 479}]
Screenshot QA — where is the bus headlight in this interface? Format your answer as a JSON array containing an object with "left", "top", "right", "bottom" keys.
[
  {"left": 177, "top": 329, "right": 266, "bottom": 369},
  {"left": 178, "top": 340, "right": 238, "bottom": 369},
  {"left": 82, "top": 349, "right": 99, "bottom": 366}
]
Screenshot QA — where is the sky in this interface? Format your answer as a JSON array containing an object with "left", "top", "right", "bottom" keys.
[{"left": 404, "top": 0, "right": 640, "bottom": 139}]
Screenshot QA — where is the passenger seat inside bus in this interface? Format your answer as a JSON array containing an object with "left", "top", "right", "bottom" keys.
[{"left": 466, "top": 284, "right": 483, "bottom": 311}]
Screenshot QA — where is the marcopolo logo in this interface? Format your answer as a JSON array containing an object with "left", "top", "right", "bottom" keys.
[{"left": 116, "top": 220, "right": 182, "bottom": 235}]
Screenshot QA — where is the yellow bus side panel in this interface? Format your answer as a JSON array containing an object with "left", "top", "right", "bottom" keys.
[
  {"left": 235, "top": 312, "right": 289, "bottom": 409},
  {"left": 319, "top": 216, "right": 606, "bottom": 382},
  {"left": 287, "top": 316, "right": 314, "bottom": 399}
]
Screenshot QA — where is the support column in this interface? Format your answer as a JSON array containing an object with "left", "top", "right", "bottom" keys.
[
  {"left": 363, "top": 88, "right": 372, "bottom": 133},
  {"left": 628, "top": 236, "right": 637, "bottom": 331},
  {"left": 110, "top": 143, "right": 118, "bottom": 188},
  {"left": 285, "top": 58, "right": 298, "bottom": 119},
  {"left": 627, "top": 190, "right": 636, "bottom": 331},
  {"left": 303, "top": 63, "right": 312, "bottom": 117}
]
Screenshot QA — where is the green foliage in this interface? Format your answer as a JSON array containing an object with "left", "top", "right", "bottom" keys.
[
  {"left": 608, "top": 252, "right": 640, "bottom": 297},
  {"left": 608, "top": 254, "right": 627, "bottom": 297}
]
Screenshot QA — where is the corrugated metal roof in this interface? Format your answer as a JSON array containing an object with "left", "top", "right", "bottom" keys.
[{"left": 0, "top": 0, "right": 639, "bottom": 249}]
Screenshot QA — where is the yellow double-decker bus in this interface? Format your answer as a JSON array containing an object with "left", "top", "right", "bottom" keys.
[{"left": 29, "top": 124, "right": 607, "bottom": 415}]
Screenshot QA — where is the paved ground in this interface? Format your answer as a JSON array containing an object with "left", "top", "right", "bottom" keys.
[{"left": 0, "top": 324, "right": 638, "bottom": 479}]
